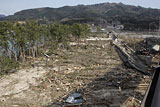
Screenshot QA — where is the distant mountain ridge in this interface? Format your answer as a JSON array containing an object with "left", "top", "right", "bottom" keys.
[
  {"left": 1, "top": 2, "right": 160, "bottom": 30},
  {"left": 0, "top": 14, "right": 6, "bottom": 18}
]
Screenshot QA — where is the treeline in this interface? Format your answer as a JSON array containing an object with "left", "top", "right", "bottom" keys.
[
  {"left": 122, "top": 18, "right": 159, "bottom": 31},
  {"left": 0, "top": 21, "right": 90, "bottom": 73}
]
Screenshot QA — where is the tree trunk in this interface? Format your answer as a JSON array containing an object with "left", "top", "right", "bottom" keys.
[
  {"left": 7, "top": 48, "right": 12, "bottom": 59},
  {"left": 33, "top": 42, "right": 37, "bottom": 58},
  {"left": 13, "top": 50, "right": 18, "bottom": 62},
  {"left": 32, "top": 42, "right": 37, "bottom": 67},
  {"left": 29, "top": 49, "right": 31, "bottom": 56},
  {"left": 32, "top": 48, "right": 35, "bottom": 59},
  {"left": 77, "top": 35, "right": 80, "bottom": 47},
  {"left": 32, "top": 48, "right": 35, "bottom": 67},
  {"left": 22, "top": 48, "right": 25, "bottom": 62},
  {"left": 35, "top": 45, "right": 38, "bottom": 58},
  {"left": 19, "top": 47, "right": 24, "bottom": 62}
]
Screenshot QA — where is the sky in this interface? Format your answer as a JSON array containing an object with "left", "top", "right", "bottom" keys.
[{"left": 0, "top": 0, "right": 160, "bottom": 15}]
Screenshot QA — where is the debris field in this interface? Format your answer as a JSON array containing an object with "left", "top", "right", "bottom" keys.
[{"left": 0, "top": 34, "right": 154, "bottom": 107}]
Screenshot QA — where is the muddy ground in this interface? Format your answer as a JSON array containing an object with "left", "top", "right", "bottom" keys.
[{"left": 0, "top": 34, "right": 152, "bottom": 107}]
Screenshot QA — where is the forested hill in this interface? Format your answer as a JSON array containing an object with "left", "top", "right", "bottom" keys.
[
  {"left": 1, "top": 2, "right": 160, "bottom": 29},
  {"left": 0, "top": 14, "right": 5, "bottom": 18}
]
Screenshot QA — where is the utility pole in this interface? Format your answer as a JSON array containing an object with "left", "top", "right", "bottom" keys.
[
  {"left": 149, "top": 22, "right": 156, "bottom": 35},
  {"left": 149, "top": 23, "right": 151, "bottom": 35},
  {"left": 158, "top": 18, "right": 160, "bottom": 36}
]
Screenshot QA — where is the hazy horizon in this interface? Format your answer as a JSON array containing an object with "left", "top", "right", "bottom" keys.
[{"left": 1, "top": 0, "right": 160, "bottom": 15}]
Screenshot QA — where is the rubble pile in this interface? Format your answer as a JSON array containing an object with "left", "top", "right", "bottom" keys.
[
  {"left": 44, "top": 36, "right": 152, "bottom": 107},
  {"left": 0, "top": 35, "right": 154, "bottom": 107}
]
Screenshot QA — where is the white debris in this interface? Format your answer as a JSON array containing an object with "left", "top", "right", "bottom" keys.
[
  {"left": 86, "top": 37, "right": 112, "bottom": 41},
  {"left": 152, "top": 45, "right": 160, "bottom": 51}
]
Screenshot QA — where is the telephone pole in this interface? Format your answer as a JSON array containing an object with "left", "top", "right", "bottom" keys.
[{"left": 158, "top": 18, "right": 160, "bottom": 36}]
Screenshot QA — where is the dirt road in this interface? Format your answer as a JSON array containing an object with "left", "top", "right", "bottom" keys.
[{"left": 0, "top": 67, "right": 51, "bottom": 106}]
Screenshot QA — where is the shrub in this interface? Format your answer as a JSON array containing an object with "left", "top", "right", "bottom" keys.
[{"left": 0, "top": 56, "right": 19, "bottom": 75}]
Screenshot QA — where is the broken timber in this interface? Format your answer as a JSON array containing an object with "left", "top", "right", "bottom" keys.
[{"left": 112, "top": 40, "right": 149, "bottom": 75}]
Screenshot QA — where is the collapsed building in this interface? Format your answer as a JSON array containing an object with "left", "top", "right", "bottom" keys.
[{"left": 111, "top": 34, "right": 160, "bottom": 107}]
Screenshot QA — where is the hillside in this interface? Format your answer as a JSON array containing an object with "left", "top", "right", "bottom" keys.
[
  {"left": 1, "top": 2, "right": 160, "bottom": 30},
  {"left": 0, "top": 14, "right": 6, "bottom": 18}
]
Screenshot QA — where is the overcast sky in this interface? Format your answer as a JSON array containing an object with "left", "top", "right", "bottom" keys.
[{"left": 1, "top": 0, "right": 160, "bottom": 15}]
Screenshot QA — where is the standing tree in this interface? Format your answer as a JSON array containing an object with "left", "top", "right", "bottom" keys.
[
  {"left": 38, "top": 25, "right": 50, "bottom": 49},
  {"left": 14, "top": 23, "right": 27, "bottom": 61},
  {"left": 25, "top": 21, "right": 40, "bottom": 59},
  {"left": 71, "top": 23, "right": 83, "bottom": 45},
  {"left": 49, "top": 23, "right": 70, "bottom": 48},
  {"left": 0, "top": 21, "right": 13, "bottom": 59},
  {"left": 82, "top": 24, "right": 90, "bottom": 37},
  {"left": 71, "top": 23, "right": 90, "bottom": 45}
]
